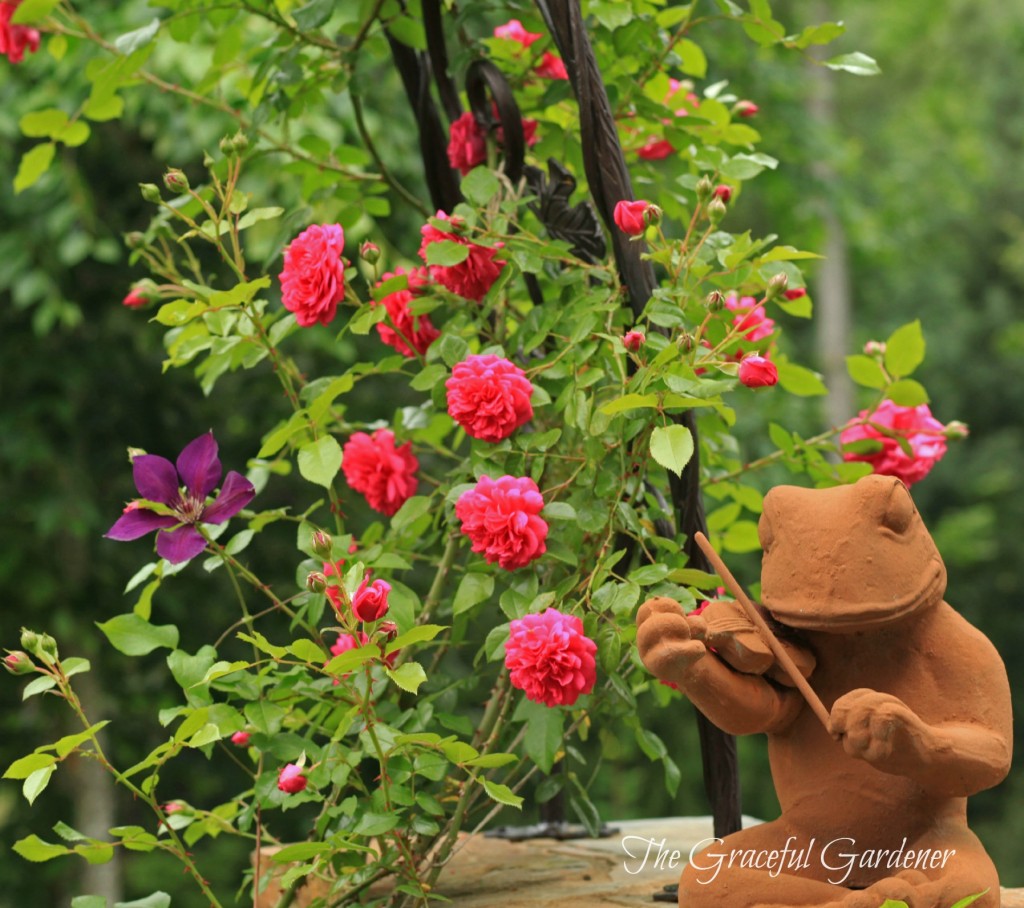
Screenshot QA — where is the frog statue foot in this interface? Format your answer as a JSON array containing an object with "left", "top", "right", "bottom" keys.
[{"left": 637, "top": 475, "right": 1012, "bottom": 908}]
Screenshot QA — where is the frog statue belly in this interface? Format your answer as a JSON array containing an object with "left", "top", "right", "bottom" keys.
[{"left": 636, "top": 474, "right": 1012, "bottom": 908}]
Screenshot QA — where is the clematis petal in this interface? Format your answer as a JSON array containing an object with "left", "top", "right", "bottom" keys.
[
  {"left": 176, "top": 431, "right": 222, "bottom": 499},
  {"left": 105, "top": 508, "right": 179, "bottom": 541},
  {"left": 132, "top": 455, "right": 180, "bottom": 504},
  {"left": 156, "top": 525, "right": 208, "bottom": 564},
  {"left": 202, "top": 471, "right": 256, "bottom": 524}
]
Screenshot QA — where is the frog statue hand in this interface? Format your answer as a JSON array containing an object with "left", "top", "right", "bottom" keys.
[{"left": 636, "top": 475, "right": 1012, "bottom": 908}]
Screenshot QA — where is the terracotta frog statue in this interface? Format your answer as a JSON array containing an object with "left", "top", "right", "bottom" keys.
[{"left": 636, "top": 474, "right": 1012, "bottom": 907}]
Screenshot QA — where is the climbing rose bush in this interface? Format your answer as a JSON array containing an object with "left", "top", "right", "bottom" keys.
[
  {"left": 455, "top": 475, "right": 548, "bottom": 570},
  {"left": 505, "top": 609, "right": 597, "bottom": 707},
  {"left": 341, "top": 429, "right": 419, "bottom": 516},
  {"left": 840, "top": 399, "right": 948, "bottom": 486},
  {"left": 373, "top": 267, "right": 439, "bottom": 357},
  {"left": 278, "top": 223, "right": 347, "bottom": 327},
  {"left": 419, "top": 212, "right": 505, "bottom": 301},
  {"left": 3, "top": 3, "right": 965, "bottom": 907},
  {"left": 0, "top": 0, "right": 39, "bottom": 64},
  {"left": 446, "top": 354, "right": 534, "bottom": 442}
]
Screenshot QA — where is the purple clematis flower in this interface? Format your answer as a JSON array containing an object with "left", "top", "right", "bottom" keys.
[{"left": 105, "top": 431, "right": 255, "bottom": 564}]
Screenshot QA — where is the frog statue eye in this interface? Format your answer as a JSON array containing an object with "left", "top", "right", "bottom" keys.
[{"left": 881, "top": 479, "right": 916, "bottom": 535}]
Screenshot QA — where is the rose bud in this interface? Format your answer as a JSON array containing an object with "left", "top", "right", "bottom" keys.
[
  {"left": 713, "top": 184, "right": 733, "bottom": 203},
  {"left": 783, "top": 287, "right": 807, "bottom": 301},
  {"left": 613, "top": 199, "right": 655, "bottom": 236},
  {"left": 695, "top": 176, "right": 714, "bottom": 202},
  {"left": 139, "top": 183, "right": 162, "bottom": 203},
  {"left": 163, "top": 169, "right": 190, "bottom": 194},
  {"left": 705, "top": 290, "right": 724, "bottom": 312},
  {"left": 706, "top": 197, "right": 727, "bottom": 225},
  {"left": 735, "top": 100, "right": 759, "bottom": 117},
  {"left": 4, "top": 652, "right": 34, "bottom": 675},
  {"left": 738, "top": 354, "right": 779, "bottom": 388},
  {"left": 122, "top": 289, "right": 148, "bottom": 309},
  {"left": 230, "top": 730, "right": 251, "bottom": 747},
  {"left": 306, "top": 571, "right": 328, "bottom": 594},
  {"left": 310, "top": 530, "right": 333, "bottom": 560},
  {"left": 360, "top": 241, "right": 381, "bottom": 265},
  {"left": 863, "top": 340, "right": 886, "bottom": 357},
  {"left": 277, "top": 763, "right": 308, "bottom": 794},
  {"left": 943, "top": 420, "right": 970, "bottom": 440},
  {"left": 765, "top": 272, "right": 789, "bottom": 300},
  {"left": 352, "top": 577, "right": 391, "bottom": 622},
  {"left": 622, "top": 330, "right": 646, "bottom": 352}
]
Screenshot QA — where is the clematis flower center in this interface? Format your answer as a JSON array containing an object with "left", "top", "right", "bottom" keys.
[{"left": 175, "top": 491, "right": 206, "bottom": 524}]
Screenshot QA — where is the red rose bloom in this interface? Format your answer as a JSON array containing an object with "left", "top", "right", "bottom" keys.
[
  {"left": 278, "top": 224, "right": 346, "bottom": 327},
  {"left": 342, "top": 429, "right": 419, "bottom": 516},
  {"left": 504, "top": 609, "right": 597, "bottom": 707},
  {"left": 613, "top": 199, "right": 652, "bottom": 236},
  {"left": 447, "top": 112, "right": 488, "bottom": 175},
  {"left": 535, "top": 51, "right": 568, "bottom": 80},
  {"left": 419, "top": 212, "right": 505, "bottom": 302},
  {"left": 277, "top": 763, "right": 308, "bottom": 794},
  {"left": 839, "top": 400, "right": 948, "bottom": 487},
  {"left": 373, "top": 267, "right": 439, "bottom": 357},
  {"left": 725, "top": 294, "right": 775, "bottom": 343},
  {"left": 446, "top": 111, "right": 540, "bottom": 177},
  {"left": 446, "top": 354, "right": 534, "bottom": 442},
  {"left": 352, "top": 576, "right": 391, "bottom": 622},
  {"left": 738, "top": 354, "right": 778, "bottom": 388},
  {"left": 637, "top": 139, "right": 674, "bottom": 162},
  {"left": 455, "top": 475, "right": 548, "bottom": 570},
  {"left": 1, "top": 1, "right": 40, "bottom": 64}
]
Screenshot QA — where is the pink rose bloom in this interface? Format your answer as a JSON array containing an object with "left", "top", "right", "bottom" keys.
[
  {"left": 122, "top": 289, "right": 148, "bottom": 309},
  {"left": 419, "top": 212, "right": 505, "bottom": 302},
  {"left": 277, "top": 763, "right": 308, "bottom": 794},
  {"left": 613, "top": 199, "right": 652, "bottom": 236},
  {"left": 447, "top": 111, "right": 488, "bottom": 175},
  {"left": 622, "top": 330, "right": 646, "bottom": 352},
  {"left": 494, "top": 19, "right": 542, "bottom": 47},
  {"left": 635, "top": 81, "right": 697, "bottom": 160},
  {"left": 342, "top": 429, "right": 419, "bottom": 516},
  {"left": 535, "top": 51, "right": 568, "bottom": 80},
  {"left": 373, "top": 267, "right": 439, "bottom": 357},
  {"left": 505, "top": 609, "right": 597, "bottom": 707},
  {"left": 352, "top": 576, "right": 391, "bottom": 622},
  {"left": 331, "top": 632, "right": 369, "bottom": 658},
  {"left": 327, "top": 631, "right": 370, "bottom": 683},
  {"left": 446, "top": 354, "right": 534, "bottom": 442},
  {"left": 455, "top": 475, "right": 548, "bottom": 570},
  {"left": 839, "top": 400, "right": 948, "bottom": 487},
  {"left": 230, "top": 731, "right": 251, "bottom": 747},
  {"left": 278, "top": 224, "right": 346, "bottom": 327},
  {"left": 738, "top": 354, "right": 778, "bottom": 388},
  {"left": 0, "top": 1, "right": 40, "bottom": 64},
  {"left": 725, "top": 294, "right": 775, "bottom": 343}
]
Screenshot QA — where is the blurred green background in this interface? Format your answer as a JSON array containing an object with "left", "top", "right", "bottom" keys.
[{"left": 2, "top": 0, "right": 1023, "bottom": 903}]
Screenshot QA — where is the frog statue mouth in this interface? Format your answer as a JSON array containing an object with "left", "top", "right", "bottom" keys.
[{"left": 757, "top": 474, "right": 948, "bottom": 632}]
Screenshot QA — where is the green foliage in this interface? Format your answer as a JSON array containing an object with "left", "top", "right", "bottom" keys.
[{"left": 1, "top": 0, "right": 995, "bottom": 903}]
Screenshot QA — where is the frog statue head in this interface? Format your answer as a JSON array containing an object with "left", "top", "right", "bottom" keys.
[{"left": 758, "top": 473, "right": 947, "bottom": 632}]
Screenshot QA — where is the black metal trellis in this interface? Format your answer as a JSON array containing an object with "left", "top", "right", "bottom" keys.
[{"left": 385, "top": 0, "right": 742, "bottom": 848}]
